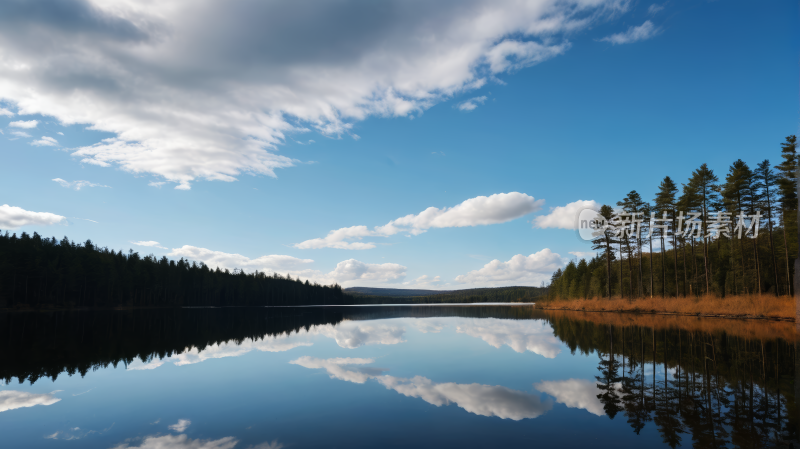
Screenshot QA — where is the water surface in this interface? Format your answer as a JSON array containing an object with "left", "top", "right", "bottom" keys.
[{"left": 1, "top": 306, "right": 795, "bottom": 448}]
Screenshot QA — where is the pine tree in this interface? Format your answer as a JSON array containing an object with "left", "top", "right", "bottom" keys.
[
  {"left": 686, "top": 164, "right": 720, "bottom": 295},
  {"left": 776, "top": 135, "right": 797, "bottom": 295},
  {"left": 618, "top": 191, "right": 647, "bottom": 297},
  {"left": 591, "top": 205, "right": 616, "bottom": 298},
  {"left": 753, "top": 160, "right": 780, "bottom": 295},
  {"left": 654, "top": 176, "right": 678, "bottom": 297}
]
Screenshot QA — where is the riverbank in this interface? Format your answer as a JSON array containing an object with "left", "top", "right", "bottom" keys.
[{"left": 538, "top": 294, "right": 794, "bottom": 322}]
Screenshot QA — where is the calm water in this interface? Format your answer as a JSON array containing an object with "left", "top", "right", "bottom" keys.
[{"left": 1, "top": 306, "right": 796, "bottom": 448}]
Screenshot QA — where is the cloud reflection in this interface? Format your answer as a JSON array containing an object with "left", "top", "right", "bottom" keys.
[
  {"left": 127, "top": 321, "right": 404, "bottom": 370},
  {"left": 0, "top": 390, "right": 60, "bottom": 413},
  {"left": 456, "top": 318, "right": 561, "bottom": 358},
  {"left": 110, "top": 435, "right": 282, "bottom": 449},
  {"left": 291, "top": 357, "right": 552, "bottom": 420},
  {"left": 534, "top": 378, "right": 622, "bottom": 416}
]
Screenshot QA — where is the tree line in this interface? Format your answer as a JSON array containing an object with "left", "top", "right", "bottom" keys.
[
  {"left": 0, "top": 231, "right": 348, "bottom": 309},
  {"left": 547, "top": 135, "right": 798, "bottom": 300},
  {"left": 348, "top": 286, "right": 546, "bottom": 304}
]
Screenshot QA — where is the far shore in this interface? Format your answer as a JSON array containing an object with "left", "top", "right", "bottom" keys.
[{"left": 537, "top": 294, "right": 795, "bottom": 322}]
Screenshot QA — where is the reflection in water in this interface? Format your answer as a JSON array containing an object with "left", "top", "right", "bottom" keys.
[
  {"left": 456, "top": 318, "right": 561, "bottom": 358},
  {"left": 0, "top": 390, "right": 60, "bottom": 412},
  {"left": 126, "top": 321, "right": 404, "bottom": 370},
  {"left": 534, "top": 379, "right": 612, "bottom": 416},
  {"left": 110, "top": 434, "right": 238, "bottom": 449},
  {"left": 291, "top": 356, "right": 553, "bottom": 420},
  {"left": 1, "top": 306, "right": 797, "bottom": 447}
]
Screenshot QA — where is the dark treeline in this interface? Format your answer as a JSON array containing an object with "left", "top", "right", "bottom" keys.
[
  {"left": 547, "top": 135, "right": 798, "bottom": 299},
  {"left": 547, "top": 314, "right": 797, "bottom": 446},
  {"left": 0, "top": 307, "right": 345, "bottom": 385},
  {"left": 350, "top": 286, "right": 546, "bottom": 304},
  {"left": 0, "top": 231, "right": 348, "bottom": 309}
]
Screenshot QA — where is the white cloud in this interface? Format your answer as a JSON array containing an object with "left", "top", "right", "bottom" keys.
[
  {"left": 32, "top": 136, "right": 58, "bottom": 146},
  {"left": 296, "top": 192, "right": 543, "bottom": 249},
  {"left": 534, "top": 378, "right": 621, "bottom": 416},
  {"left": 168, "top": 245, "right": 314, "bottom": 273},
  {"left": 329, "top": 259, "right": 407, "bottom": 283},
  {"left": 415, "top": 319, "right": 445, "bottom": 334},
  {"left": 131, "top": 241, "right": 167, "bottom": 250},
  {"left": 9, "top": 120, "right": 38, "bottom": 129},
  {"left": 148, "top": 181, "right": 167, "bottom": 188},
  {"left": 533, "top": 200, "right": 599, "bottom": 229},
  {"left": 57, "top": 131, "right": 64, "bottom": 135},
  {"left": 600, "top": 20, "right": 660, "bottom": 45},
  {"left": 648, "top": 4, "right": 664, "bottom": 15},
  {"left": 292, "top": 357, "right": 552, "bottom": 420},
  {"left": 404, "top": 275, "right": 443, "bottom": 288},
  {"left": 456, "top": 318, "right": 562, "bottom": 358},
  {"left": 457, "top": 96, "right": 487, "bottom": 111},
  {"left": 0, "top": 390, "right": 60, "bottom": 413},
  {"left": 52, "top": 178, "right": 109, "bottom": 190},
  {"left": 110, "top": 434, "right": 238, "bottom": 449},
  {"left": 455, "top": 248, "right": 565, "bottom": 286},
  {"left": 0, "top": 204, "right": 66, "bottom": 229},
  {"left": 568, "top": 251, "right": 595, "bottom": 260},
  {"left": 0, "top": 107, "right": 13, "bottom": 116},
  {"left": 10, "top": 131, "right": 31, "bottom": 138},
  {"left": 168, "top": 419, "right": 191, "bottom": 432},
  {"left": 168, "top": 245, "right": 408, "bottom": 286},
  {"left": 0, "top": 1, "right": 629, "bottom": 189}
]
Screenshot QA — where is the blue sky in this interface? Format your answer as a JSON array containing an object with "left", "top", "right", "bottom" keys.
[{"left": 0, "top": 0, "right": 797, "bottom": 289}]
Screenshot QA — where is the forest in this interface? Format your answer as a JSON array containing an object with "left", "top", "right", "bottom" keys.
[
  {"left": 348, "top": 286, "right": 545, "bottom": 304},
  {"left": 0, "top": 232, "right": 348, "bottom": 309},
  {"left": 545, "top": 135, "right": 798, "bottom": 301}
]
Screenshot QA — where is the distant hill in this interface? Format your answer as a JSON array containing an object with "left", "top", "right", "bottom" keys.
[
  {"left": 344, "top": 287, "right": 454, "bottom": 297},
  {"left": 344, "top": 286, "right": 546, "bottom": 304}
]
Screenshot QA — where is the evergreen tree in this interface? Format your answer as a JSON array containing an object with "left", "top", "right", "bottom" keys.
[
  {"left": 654, "top": 176, "right": 679, "bottom": 297},
  {"left": 776, "top": 135, "right": 797, "bottom": 295},
  {"left": 686, "top": 164, "right": 720, "bottom": 295},
  {"left": 753, "top": 160, "right": 780, "bottom": 295},
  {"left": 591, "top": 205, "right": 616, "bottom": 298}
]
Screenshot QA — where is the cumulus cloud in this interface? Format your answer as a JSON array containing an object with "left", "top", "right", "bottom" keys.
[
  {"left": 131, "top": 240, "right": 167, "bottom": 250},
  {"left": 168, "top": 419, "right": 191, "bottom": 432},
  {"left": 32, "top": 136, "right": 58, "bottom": 146},
  {"left": 456, "top": 318, "right": 562, "bottom": 358},
  {"left": 0, "top": 107, "right": 13, "bottom": 116},
  {"left": 455, "top": 248, "right": 565, "bottom": 286},
  {"left": 404, "top": 275, "right": 443, "bottom": 288},
  {"left": 0, "top": 204, "right": 66, "bottom": 229},
  {"left": 296, "top": 193, "right": 543, "bottom": 249},
  {"left": 170, "top": 245, "right": 406, "bottom": 285},
  {"left": 533, "top": 200, "right": 599, "bottom": 229},
  {"left": 534, "top": 378, "right": 620, "bottom": 416},
  {"left": 292, "top": 357, "right": 552, "bottom": 420},
  {"left": 10, "top": 131, "right": 31, "bottom": 138},
  {"left": 0, "top": 0, "right": 629, "bottom": 189},
  {"left": 457, "top": 96, "right": 487, "bottom": 111},
  {"left": 600, "top": 20, "right": 660, "bottom": 45},
  {"left": 9, "top": 120, "right": 38, "bottom": 129},
  {"left": 110, "top": 434, "right": 238, "bottom": 449},
  {"left": 329, "top": 259, "right": 407, "bottom": 283},
  {"left": 169, "top": 245, "right": 314, "bottom": 273},
  {"left": 52, "top": 178, "right": 109, "bottom": 190},
  {"left": 0, "top": 390, "right": 60, "bottom": 413}
]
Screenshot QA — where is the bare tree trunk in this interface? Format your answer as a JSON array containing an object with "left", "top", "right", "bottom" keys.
[{"left": 752, "top": 236, "right": 762, "bottom": 296}]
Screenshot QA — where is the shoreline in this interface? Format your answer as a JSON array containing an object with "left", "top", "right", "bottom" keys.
[{"left": 537, "top": 305, "right": 794, "bottom": 322}]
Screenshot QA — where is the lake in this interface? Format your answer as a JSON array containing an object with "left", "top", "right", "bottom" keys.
[{"left": 1, "top": 305, "right": 796, "bottom": 448}]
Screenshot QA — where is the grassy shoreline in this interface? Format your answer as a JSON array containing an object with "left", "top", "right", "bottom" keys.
[{"left": 537, "top": 294, "right": 795, "bottom": 321}]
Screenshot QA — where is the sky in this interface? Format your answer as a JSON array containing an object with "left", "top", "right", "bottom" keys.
[{"left": 0, "top": 0, "right": 798, "bottom": 289}]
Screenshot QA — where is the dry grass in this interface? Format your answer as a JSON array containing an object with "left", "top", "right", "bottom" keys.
[
  {"left": 539, "top": 308, "right": 796, "bottom": 342},
  {"left": 541, "top": 294, "right": 795, "bottom": 321}
]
